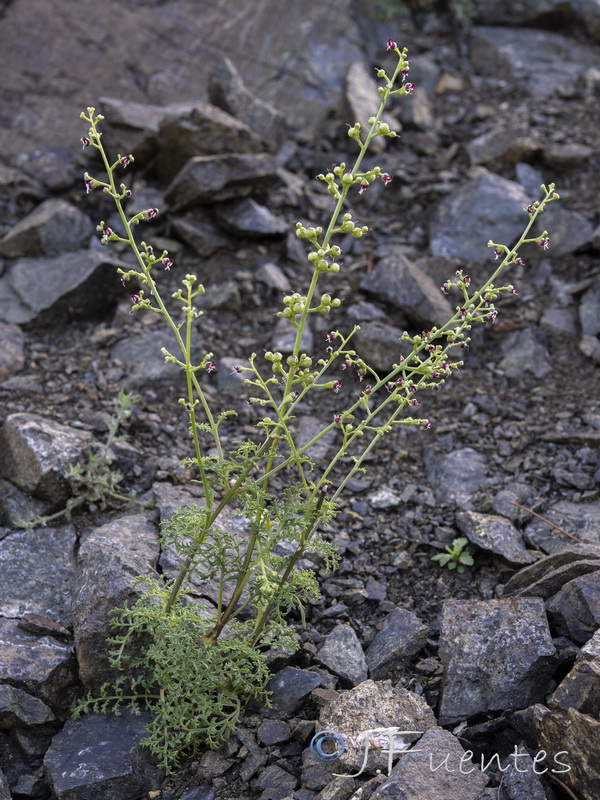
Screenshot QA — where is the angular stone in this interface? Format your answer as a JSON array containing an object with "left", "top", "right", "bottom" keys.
[
  {"left": 0, "top": 617, "right": 76, "bottom": 710},
  {"left": 111, "top": 327, "right": 198, "bottom": 390},
  {"left": 429, "top": 172, "right": 530, "bottom": 263},
  {"left": 217, "top": 355, "right": 248, "bottom": 393},
  {"left": 580, "top": 627, "right": 600, "bottom": 661},
  {"left": 0, "top": 769, "right": 8, "bottom": 800},
  {"left": 255, "top": 262, "right": 292, "bottom": 293},
  {"left": 369, "top": 487, "right": 402, "bottom": 510},
  {"left": 498, "top": 751, "right": 551, "bottom": 800},
  {"left": 271, "top": 315, "right": 313, "bottom": 354},
  {"left": 262, "top": 667, "right": 321, "bottom": 716},
  {"left": 546, "top": 570, "right": 600, "bottom": 644},
  {"left": 456, "top": 510, "right": 537, "bottom": 566},
  {"left": 254, "top": 763, "right": 297, "bottom": 793},
  {"left": 370, "top": 725, "right": 488, "bottom": 800},
  {"left": 361, "top": 248, "right": 453, "bottom": 328},
  {"left": 98, "top": 96, "right": 173, "bottom": 163},
  {"left": 539, "top": 707, "right": 600, "bottom": 800},
  {"left": 44, "top": 712, "right": 161, "bottom": 800},
  {"left": 353, "top": 321, "right": 406, "bottom": 374},
  {"left": 208, "top": 56, "right": 286, "bottom": 152},
  {"left": 524, "top": 501, "right": 600, "bottom": 553},
  {"left": 157, "top": 102, "right": 264, "bottom": 182},
  {"left": 344, "top": 60, "right": 398, "bottom": 153},
  {"left": 314, "top": 625, "right": 368, "bottom": 687},
  {"left": 580, "top": 279, "right": 600, "bottom": 337},
  {"left": 0, "top": 414, "right": 92, "bottom": 503},
  {"left": 0, "top": 320, "right": 25, "bottom": 381},
  {"left": 0, "top": 525, "right": 76, "bottom": 627},
  {"left": 471, "top": 27, "right": 600, "bottom": 99},
  {"left": 423, "top": 447, "right": 487, "bottom": 507},
  {"left": 548, "top": 658, "right": 600, "bottom": 718},
  {"left": 466, "top": 114, "right": 531, "bottom": 166},
  {"left": 503, "top": 544, "right": 600, "bottom": 599},
  {"left": 171, "top": 214, "right": 235, "bottom": 257},
  {"left": 365, "top": 608, "right": 428, "bottom": 680},
  {"left": 0, "top": 199, "right": 92, "bottom": 259},
  {"left": 498, "top": 328, "right": 552, "bottom": 379},
  {"left": 257, "top": 718, "right": 291, "bottom": 746},
  {"left": 294, "top": 415, "right": 337, "bottom": 465},
  {"left": 165, "top": 153, "right": 280, "bottom": 211},
  {"left": 574, "top": 0, "right": 600, "bottom": 40},
  {"left": 473, "top": 0, "right": 574, "bottom": 26},
  {"left": 72, "top": 514, "right": 159, "bottom": 690},
  {"left": 438, "top": 598, "right": 556, "bottom": 725},
  {"left": 0, "top": 684, "right": 55, "bottom": 728},
  {"left": 539, "top": 205, "right": 595, "bottom": 257},
  {"left": 0, "top": 250, "right": 125, "bottom": 325},
  {"left": 319, "top": 680, "right": 436, "bottom": 774},
  {"left": 214, "top": 197, "right": 288, "bottom": 237}
]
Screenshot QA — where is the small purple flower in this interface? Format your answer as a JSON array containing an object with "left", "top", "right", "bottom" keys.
[
  {"left": 130, "top": 294, "right": 140, "bottom": 305},
  {"left": 411, "top": 398, "right": 421, "bottom": 406},
  {"left": 515, "top": 257, "right": 525, "bottom": 266},
  {"left": 233, "top": 365, "right": 242, "bottom": 373},
  {"left": 358, "top": 181, "right": 369, "bottom": 195},
  {"left": 326, "top": 331, "right": 336, "bottom": 342},
  {"left": 386, "top": 38, "right": 397, "bottom": 51},
  {"left": 381, "top": 173, "right": 393, "bottom": 185},
  {"left": 421, "top": 329, "right": 430, "bottom": 340},
  {"left": 102, "top": 225, "right": 113, "bottom": 238},
  {"left": 332, "top": 380, "right": 343, "bottom": 393},
  {"left": 525, "top": 204, "right": 535, "bottom": 214},
  {"left": 341, "top": 360, "right": 351, "bottom": 370},
  {"left": 120, "top": 276, "right": 129, "bottom": 286},
  {"left": 333, "top": 412, "right": 342, "bottom": 424},
  {"left": 245, "top": 397, "right": 255, "bottom": 405},
  {"left": 440, "top": 284, "right": 449, "bottom": 294},
  {"left": 463, "top": 275, "right": 471, "bottom": 287},
  {"left": 404, "top": 82, "right": 416, "bottom": 94},
  {"left": 493, "top": 248, "right": 503, "bottom": 260},
  {"left": 395, "top": 377, "right": 403, "bottom": 388},
  {"left": 81, "top": 137, "right": 91, "bottom": 149},
  {"left": 409, "top": 383, "right": 417, "bottom": 392},
  {"left": 205, "top": 361, "right": 217, "bottom": 373},
  {"left": 145, "top": 208, "right": 159, "bottom": 220},
  {"left": 363, "top": 385, "right": 372, "bottom": 395},
  {"left": 357, "top": 369, "right": 366, "bottom": 381},
  {"left": 421, "top": 421, "right": 433, "bottom": 430},
  {"left": 431, "top": 371, "right": 440, "bottom": 379},
  {"left": 120, "top": 155, "right": 132, "bottom": 168},
  {"left": 85, "top": 180, "right": 95, "bottom": 194},
  {"left": 539, "top": 237, "right": 550, "bottom": 250},
  {"left": 401, "top": 69, "right": 410, "bottom": 80},
  {"left": 489, "top": 310, "right": 498, "bottom": 323},
  {"left": 163, "top": 257, "right": 174, "bottom": 270}
]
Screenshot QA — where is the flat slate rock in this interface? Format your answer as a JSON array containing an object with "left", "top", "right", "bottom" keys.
[
  {"left": 456, "top": 510, "right": 537, "bottom": 566},
  {"left": 365, "top": 608, "right": 428, "bottom": 680},
  {"left": 44, "top": 712, "right": 162, "bottom": 800},
  {"left": 0, "top": 198, "right": 92, "bottom": 259},
  {"left": 0, "top": 684, "right": 55, "bottom": 727},
  {"left": 423, "top": 447, "right": 487, "bottom": 507},
  {"left": 502, "top": 543, "right": 600, "bottom": 597},
  {"left": 314, "top": 624, "right": 368, "bottom": 687},
  {"left": 539, "top": 707, "right": 600, "bottom": 800},
  {"left": 0, "top": 320, "right": 25, "bottom": 381},
  {"left": 438, "top": 597, "right": 556, "bottom": 725},
  {"left": 213, "top": 198, "right": 288, "bottom": 237},
  {"left": 524, "top": 501, "right": 600, "bottom": 553},
  {"left": 546, "top": 570, "right": 600, "bottom": 644},
  {"left": 0, "top": 525, "right": 76, "bottom": 627}
]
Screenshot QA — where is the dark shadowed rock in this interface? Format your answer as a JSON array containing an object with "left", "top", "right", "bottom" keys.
[
  {"left": 365, "top": 608, "right": 428, "bottom": 680},
  {"left": 0, "top": 250, "right": 126, "bottom": 325},
  {"left": 539, "top": 707, "right": 600, "bottom": 800},
  {"left": 97, "top": 97, "right": 175, "bottom": 164},
  {"left": 344, "top": 60, "right": 399, "bottom": 153},
  {"left": 438, "top": 598, "right": 556, "bottom": 725},
  {"left": 456, "top": 510, "right": 537, "bottom": 566},
  {"left": 353, "top": 321, "right": 406, "bottom": 373},
  {"left": 157, "top": 103, "right": 264, "bottom": 182},
  {"left": 294, "top": 415, "right": 337, "bottom": 465},
  {"left": 429, "top": 172, "right": 529, "bottom": 262},
  {"left": 498, "top": 751, "right": 550, "bottom": 800},
  {"left": 523, "top": 501, "right": 600, "bottom": 553},
  {"left": 214, "top": 198, "right": 288, "bottom": 237},
  {"left": 546, "top": 570, "right": 600, "bottom": 644},
  {"left": 165, "top": 153, "right": 280, "bottom": 211},
  {"left": 361, "top": 248, "right": 453, "bottom": 328},
  {"left": 0, "top": 199, "right": 92, "bottom": 259},
  {"left": 498, "top": 328, "right": 552, "bottom": 379},
  {"left": 0, "top": 685, "right": 55, "bottom": 728},
  {"left": 502, "top": 544, "right": 600, "bottom": 598},
  {"left": 0, "top": 413, "right": 92, "bottom": 503},
  {"left": 470, "top": 27, "right": 600, "bottom": 99},
  {"left": 0, "top": 617, "right": 76, "bottom": 711},
  {"left": 0, "top": 769, "right": 8, "bottom": 800},
  {"left": 110, "top": 327, "right": 188, "bottom": 390},
  {"left": 208, "top": 56, "right": 286, "bottom": 152},
  {"left": 261, "top": 667, "right": 321, "bottom": 716},
  {"left": 473, "top": 0, "right": 574, "bottom": 26},
  {"left": 539, "top": 204, "right": 595, "bottom": 257},
  {"left": 314, "top": 625, "right": 368, "bottom": 687},
  {"left": 0, "top": 525, "right": 76, "bottom": 627},
  {"left": 0, "top": 320, "right": 25, "bottom": 381},
  {"left": 423, "top": 447, "right": 487, "bottom": 507},
  {"left": 370, "top": 725, "right": 489, "bottom": 800},
  {"left": 170, "top": 213, "right": 236, "bottom": 257},
  {"left": 319, "top": 680, "right": 436, "bottom": 774},
  {"left": 548, "top": 658, "right": 600, "bottom": 717},
  {"left": 580, "top": 279, "right": 600, "bottom": 337},
  {"left": 254, "top": 763, "right": 298, "bottom": 794},
  {"left": 72, "top": 514, "right": 159, "bottom": 690},
  {"left": 44, "top": 712, "right": 162, "bottom": 800},
  {"left": 574, "top": 0, "right": 600, "bottom": 40}
]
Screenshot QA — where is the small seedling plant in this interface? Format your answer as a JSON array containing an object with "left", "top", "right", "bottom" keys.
[
  {"left": 76, "top": 41, "right": 558, "bottom": 773},
  {"left": 431, "top": 537, "right": 474, "bottom": 573}
]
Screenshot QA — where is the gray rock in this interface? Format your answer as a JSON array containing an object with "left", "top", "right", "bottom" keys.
[
  {"left": 498, "top": 751, "right": 550, "bottom": 800},
  {"left": 546, "top": 570, "right": 600, "bottom": 644},
  {"left": 157, "top": 102, "right": 264, "bottom": 182},
  {"left": 538, "top": 205, "right": 595, "bottom": 257},
  {"left": 540, "top": 306, "right": 580, "bottom": 338},
  {"left": 353, "top": 321, "right": 406, "bottom": 374},
  {"left": 318, "top": 680, "right": 436, "bottom": 774},
  {"left": 44, "top": 712, "right": 162, "bottom": 800},
  {"left": 423, "top": 447, "right": 487, "bottom": 507},
  {"left": 262, "top": 667, "right": 321, "bottom": 716},
  {"left": 523, "top": 501, "right": 600, "bottom": 553},
  {"left": 369, "top": 487, "right": 402, "bottom": 510},
  {"left": 0, "top": 413, "right": 92, "bottom": 503},
  {"left": 314, "top": 625, "right": 368, "bottom": 687},
  {"left": 316, "top": 775, "right": 356, "bottom": 800},
  {"left": 344, "top": 60, "right": 398, "bottom": 153},
  {"left": 0, "top": 684, "right": 55, "bottom": 728},
  {"left": 217, "top": 356, "right": 249, "bottom": 393},
  {"left": 429, "top": 172, "right": 530, "bottom": 263},
  {"left": 370, "top": 725, "right": 489, "bottom": 800},
  {"left": 171, "top": 214, "right": 235, "bottom": 257},
  {"left": 466, "top": 113, "right": 531, "bottom": 166},
  {"left": 572, "top": 0, "right": 600, "bottom": 40},
  {"left": 255, "top": 262, "right": 292, "bottom": 293},
  {"left": 438, "top": 598, "right": 556, "bottom": 725},
  {"left": 503, "top": 544, "right": 600, "bottom": 598},
  {"left": 0, "top": 617, "right": 76, "bottom": 711},
  {"left": 456, "top": 510, "right": 537, "bottom": 566},
  {"left": 0, "top": 199, "right": 92, "bottom": 259},
  {"left": 365, "top": 608, "right": 428, "bottom": 680},
  {"left": 271, "top": 316, "right": 313, "bottom": 354},
  {"left": 97, "top": 96, "right": 175, "bottom": 164},
  {"left": 470, "top": 27, "right": 600, "bottom": 99},
  {"left": 294, "top": 415, "right": 337, "bottom": 464},
  {"left": 165, "top": 153, "right": 280, "bottom": 211},
  {"left": 498, "top": 328, "right": 552, "bottom": 379},
  {"left": 110, "top": 328, "right": 190, "bottom": 390},
  {"left": 0, "top": 250, "right": 125, "bottom": 325},
  {"left": 580, "top": 627, "right": 600, "bottom": 661},
  {"left": 579, "top": 333, "right": 600, "bottom": 364},
  {"left": 197, "top": 280, "right": 241, "bottom": 311},
  {"left": 539, "top": 707, "right": 600, "bottom": 800},
  {"left": 214, "top": 198, "right": 288, "bottom": 237},
  {"left": 473, "top": 0, "right": 574, "bottom": 26},
  {"left": 361, "top": 248, "right": 453, "bottom": 328},
  {"left": 580, "top": 279, "right": 600, "bottom": 336},
  {"left": 254, "top": 763, "right": 297, "bottom": 793},
  {"left": 548, "top": 658, "right": 600, "bottom": 717},
  {"left": 0, "top": 525, "right": 76, "bottom": 627},
  {"left": 72, "top": 513, "right": 159, "bottom": 690},
  {"left": 0, "top": 769, "right": 8, "bottom": 800},
  {"left": 491, "top": 484, "right": 534, "bottom": 524},
  {"left": 208, "top": 56, "right": 286, "bottom": 152},
  {"left": 257, "top": 718, "right": 292, "bottom": 746},
  {"left": 0, "top": 320, "right": 25, "bottom": 381}
]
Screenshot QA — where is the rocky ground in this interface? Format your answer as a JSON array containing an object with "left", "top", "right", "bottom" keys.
[{"left": 0, "top": 1, "right": 600, "bottom": 799}]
